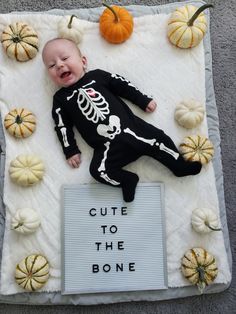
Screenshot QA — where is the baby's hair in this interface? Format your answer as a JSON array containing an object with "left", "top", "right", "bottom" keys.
[{"left": 42, "top": 37, "right": 83, "bottom": 61}]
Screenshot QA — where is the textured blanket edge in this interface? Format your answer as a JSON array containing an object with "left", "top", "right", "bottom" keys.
[{"left": 0, "top": 1, "right": 232, "bottom": 305}]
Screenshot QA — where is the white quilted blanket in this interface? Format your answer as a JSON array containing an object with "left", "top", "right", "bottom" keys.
[{"left": 0, "top": 12, "right": 231, "bottom": 294}]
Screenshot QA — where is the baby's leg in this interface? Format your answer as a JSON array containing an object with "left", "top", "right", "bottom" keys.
[
  {"left": 131, "top": 119, "right": 202, "bottom": 177},
  {"left": 89, "top": 142, "right": 139, "bottom": 202},
  {"left": 150, "top": 129, "right": 202, "bottom": 177}
]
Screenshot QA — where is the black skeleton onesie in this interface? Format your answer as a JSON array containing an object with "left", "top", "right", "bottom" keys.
[{"left": 52, "top": 69, "right": 201, "bottom": 202}]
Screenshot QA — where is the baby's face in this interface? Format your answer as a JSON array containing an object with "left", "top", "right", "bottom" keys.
[{"left": 42, "top": 39, "right": 87, "bottom": 87}]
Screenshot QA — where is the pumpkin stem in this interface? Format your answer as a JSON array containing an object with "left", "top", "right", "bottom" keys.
[
  {"left": 68, "top": 15, "right": 78, "bottom": 29},
  {"left": 102, "top": 3, "right": 119, "bottom": 23},
  {"left": 187, "top": 4, "right": 214, "bottom": 27},
  {"left": 197, "top": 266, "right": 205, "bottom": 282},
  {"left": 205, "top": 221, "right": 221, "bottom": 232},
  {"left": 12, "top": 35, "right": 21, "bottom": 43},
  {"left": 12, "top": 222, "right": 24, "bottom": 230},
  {"left": 196, "top": 266, "right": 206, "bottom": 293},
  {"left": 15, "top": 115, "right": 22, "bottom": 124},
  {"left": 197, "top": 280, "right": 206, "bottom": 294}
]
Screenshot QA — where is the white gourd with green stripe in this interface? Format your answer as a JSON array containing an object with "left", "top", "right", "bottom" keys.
[{"left": 15, "top": 254, "right": 50, "bottom": 291}]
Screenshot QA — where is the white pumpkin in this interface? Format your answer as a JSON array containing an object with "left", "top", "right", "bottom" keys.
[
  {"left": 11, "top": 208, "right": 41, "bottom": 234},
  {"left": 15, "top": 254, "right": 50, "bottom": 291},
  {"left": 179, "top": 135, "right": 214, "bottom": 164},
  {"left": 58, "top": 15, "right": 84, "bottom": 44},
  {"left": 181, "top": 247, "right": 218, "bottom": 293},
  {"left": 191, "top": 208, "right": 221, "bottom": 234},
  {"left": 4, "top": 108, "right": 36, "bottom": 138},
  {"left": 167, "top": 4, "right": 213, "bottom": 49},
  {"left": 1, "top": 22, "right": 39, "bottom": 62},
  {"left": 174, "top": 100, "right": 205, "bottom": 129},
  {"left": 9, "top": 154, "right": 44, "bottom": 186}
]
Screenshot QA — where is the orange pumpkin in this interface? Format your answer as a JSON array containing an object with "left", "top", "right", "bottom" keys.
[{"left": 99, "top": 4, "right": 134, "bottom": 44}]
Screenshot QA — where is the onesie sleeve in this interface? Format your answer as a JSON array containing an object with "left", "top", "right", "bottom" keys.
[
  {"left": 52, "top": 96, "right": 81, "bottom": 159},
  {"left": 100, "top": 69, "right": 153, "bottom": 111}
]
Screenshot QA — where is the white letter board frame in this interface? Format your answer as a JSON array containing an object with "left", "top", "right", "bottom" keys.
[{"left": 61, "top": 182, "right": 167, "bottom": 295}]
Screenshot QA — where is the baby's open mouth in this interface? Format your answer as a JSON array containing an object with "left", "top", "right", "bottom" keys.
[{"left": 60, "top": 71, "right": 71, "bottom": 79}]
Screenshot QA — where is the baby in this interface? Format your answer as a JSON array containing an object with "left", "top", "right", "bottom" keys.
[{"left": 42, "top": 38, "right": 201, "bottom": 202}]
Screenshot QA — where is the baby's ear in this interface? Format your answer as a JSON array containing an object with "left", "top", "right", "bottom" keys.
[{"left": 82, "top": 56, "right": 87, "bottom": 67}]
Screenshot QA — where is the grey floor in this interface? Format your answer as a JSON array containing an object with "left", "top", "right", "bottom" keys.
[{"left": 0, "top": 0, "right": 235, "bottom": 313}]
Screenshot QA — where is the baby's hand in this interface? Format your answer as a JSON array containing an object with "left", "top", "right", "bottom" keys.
[
  {"left": 67, "top": 153, "right": 81, "bottom": 168},
  {"left": 146, "top": 100, "right": 157, "bottom": 113}
]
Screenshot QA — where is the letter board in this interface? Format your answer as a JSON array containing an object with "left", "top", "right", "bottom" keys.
[{"left": 62, "top": 183, "right": 167, "bottom": 294}]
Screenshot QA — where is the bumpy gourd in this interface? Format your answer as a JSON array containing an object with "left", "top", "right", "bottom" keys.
[
  {"left": 4, "top": 108, "right": 36, "bottom": 138},
  {"left": 11, "top": 208, "right": 41, "bottom": 234},
  {"left": 191, "top": 208, "right": 221, "bottom": 234},
  {"left": 181, "top": 247, "right": 218, "bottom": 293},
  {"left": 174, "top": 100, "right": 205, "bottom": 129},
  {"left": 9, "top": 154, "right": 44, "bottom": 186},
  {"left": 1, "top": 22, "right": 39, "bottom": 61},
  {"left": 15, "top": 254, "right": 50, "bottom": 291},
  {"left": 58, "top": 15, "right": 84, "bottom": 44},
  {"left": 167, "top": 4, "right": 213, "bottom": 48},
  {"left": 179, "top": 135, "right": 214, "bottom": 164},
  {"left": 99, "top": 4, "right": 134, "bottom": 44}
]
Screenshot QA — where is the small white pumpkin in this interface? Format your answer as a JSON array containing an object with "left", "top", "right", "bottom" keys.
[
  {"left": 174, "top": 100, "right": 205, "bottom": 129},
  {"left": 15, "top": 254, "right": 50, "bottom": 291},
  {"left": 181, "top": 247, "right": 218, "bottom": 293},
  {"left": 4, "top": 108, "right": 36, "bottom": 138},
  {"left": 179, "top": 135, "right": 214, "bottom": 164},
  {"left": 191, "top": 208, "right": 221, "bottom": 234},
  {"left": 58, "top": 15, "right": 84, "bottom": 44},
  {"left": 9, "top": 154, "right": 44, "bottom": 186},
  {"left": 11, "top": 208, "right": 41, "bottom": 234},
  {"left": 1, "top": 22, "right": 39, "bottom": 61},
  {"left": 167, "top": 4, "right": 213, "bottom": 49}
]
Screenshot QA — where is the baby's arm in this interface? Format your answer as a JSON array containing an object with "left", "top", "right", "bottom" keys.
[
  {"left": 101, "top": 70, "right": 153, "bottom": 111},
  {"left": 52, "top": 97, "right": 81, "bottom": 162},
  {"left": 67, "top": 153, "right": 81, "bottom": 168}
]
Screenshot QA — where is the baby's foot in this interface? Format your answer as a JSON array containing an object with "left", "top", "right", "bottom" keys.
[
  {"left": 122, "top": 173, "right": 139, "bottom": 202},
  {"left": 174, "top": 161, "right": 202, "bottom": 177}
]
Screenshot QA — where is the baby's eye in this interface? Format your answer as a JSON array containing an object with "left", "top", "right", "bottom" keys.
[
  {"left": 62, "top": 57, "right": 69, "bottom": 61},
  {"left": 48, "top": 64, "right": 55, "bottom": 69}
]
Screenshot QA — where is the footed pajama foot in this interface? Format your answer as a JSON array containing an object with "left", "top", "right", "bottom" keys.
[
  {"left": 174, "top": 161, "right": 202, "bottom": 177},
  {"left": 121, "top": 173, "right": 139, "bottom": 202}
]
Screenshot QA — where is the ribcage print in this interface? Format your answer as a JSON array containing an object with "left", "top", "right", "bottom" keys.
[{"left": 77, "top": 88, "right": 110, "bottom": 123}]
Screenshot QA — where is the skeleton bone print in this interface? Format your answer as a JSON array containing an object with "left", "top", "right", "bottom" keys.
[
  {"left": 52, "top": 69, "right": 200, "bottom": 201},
  {"left": 56, "top": 75, "right": 179, "bottom": 160},
  {"left": 55, "top": 108, "right": 70, "bottom": 147},
  {"left": 67, "top": 84, "right": 110, "bottom": 123},
  {"left": 97, "top": 115, "right": 121, "bottom": 139},
  {"left": 66, "top": 80, "right": 123, "bottom": 141},
  {"left": 111, "top": 73, "right": 152, "bottom": 99}
]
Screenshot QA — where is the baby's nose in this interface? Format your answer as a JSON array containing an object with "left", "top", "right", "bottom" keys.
[{"left": 56, "top": 61, "right": 64, "bottom": 68}]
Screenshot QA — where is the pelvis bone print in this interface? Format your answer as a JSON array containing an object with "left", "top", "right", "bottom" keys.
[{"left": 97, "top": 115, "right": 121, "bottom": 139}]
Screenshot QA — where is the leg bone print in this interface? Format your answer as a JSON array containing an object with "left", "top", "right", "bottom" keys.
[
  {"left": 157, "top": 143, "right": 179, "bottom": 160},
  {"left": 96, "top": 125, "right": 179, "bottom": 188},
  {"left": 124, "top": 128, "right": 179, "bottom": 160},
  {"left": 100, "top": 172, "right": 120, "bottom": 185},
  {"left": 98, "top": 141, "right": 120, "bottom": 186},
  {"left": 98, "top": 142, "right": 110, "bottom": 172},
  {"left": 124, "top": 128, "right": 156, "bottom": 146}
]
